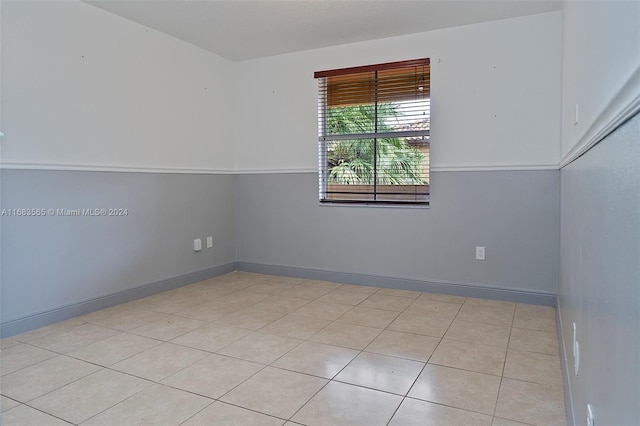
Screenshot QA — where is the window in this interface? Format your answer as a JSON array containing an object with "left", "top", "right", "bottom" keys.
[{"left": 315, "top": 58, "right": 430, "bottom": 205}]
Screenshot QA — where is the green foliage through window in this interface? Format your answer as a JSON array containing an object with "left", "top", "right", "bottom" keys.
[{"left": 326, "top": 104, "right": 427, "bottom": 185}]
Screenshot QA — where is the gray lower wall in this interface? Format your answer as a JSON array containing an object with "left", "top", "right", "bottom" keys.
[
  {"left": 235, "top": 170, "right": 560, "bottom": 297},
  {"left": 1, "top": 170, "right": 236, "bottom": 336},
  {"left": 558, "top": 113, "right": 640, "bottom": 426},
  {"left": 2, "top": 168, "right": 562, "bottom": 337}
]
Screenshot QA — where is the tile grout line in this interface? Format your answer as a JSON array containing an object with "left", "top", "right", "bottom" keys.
[
  {"left": 490, "top": 302, "right": 518, "bottom": 423},
  {"left": 386, "top": 292, "right": 465, "bottom": 425},
  {"left": 288, "top": 289, "right": 422, "bottom": 425}
]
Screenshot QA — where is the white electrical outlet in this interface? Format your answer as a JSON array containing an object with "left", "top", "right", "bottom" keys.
[
  {"left": 587, "top": 403, "right": 595, "bottom": 426},
  {"left": 573, "top": 322, "right": 577, "bottom": 357},
  {"left": 574, "top": 340, "right": 580, "bottom": 375},
  {"left": 193, "top": 238, "right": 202, "bottom": 252},
  {"left": 206, "top": 236, "right": 213, "bottom": 248},
  {"left": 475, "top": 246, "right": 485, "bottom": 260}
]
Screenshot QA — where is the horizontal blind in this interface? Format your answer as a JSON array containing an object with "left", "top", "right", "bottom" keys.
[{"left": 316, "top": 59, "right": 430, "bottom": 204}]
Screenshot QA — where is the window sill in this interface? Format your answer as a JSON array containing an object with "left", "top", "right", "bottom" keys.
[{"left": 318, "top": 201, "right": 430, "bottom": 209}]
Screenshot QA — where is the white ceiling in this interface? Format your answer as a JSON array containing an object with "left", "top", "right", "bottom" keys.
[{"left": 86, "top": 0, "right": 562, "bottom": 62}]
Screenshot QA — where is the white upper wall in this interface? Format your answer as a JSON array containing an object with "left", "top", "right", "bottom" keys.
[
  {"left": 561, "top": 0, "right": 640, "bottom": 162},
  {"left": 1, "top": 1, "right": 234, "bottom": 172},
  {"left": 233, "top": 12, "right": 562, "bottom": 172},
  {"left": 1, "top": 4, "right": 563, "bottom": 173}
]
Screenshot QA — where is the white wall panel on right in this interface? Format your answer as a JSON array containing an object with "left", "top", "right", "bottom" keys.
[{"left": 561, "top": 0, "right": 640, "bottom": 159}]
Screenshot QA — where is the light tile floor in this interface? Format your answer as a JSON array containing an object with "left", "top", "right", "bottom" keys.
[{"left": 0, "top": 272, "right": 567, "bottom": 425}]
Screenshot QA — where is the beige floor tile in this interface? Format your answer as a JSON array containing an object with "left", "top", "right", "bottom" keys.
[
  {"left": 173, "top": 300, "right": 249, "bottom": 322},
  {"left": 418, "top": 292, "right": 467, "bottom": 304},
  {"left": 292, "top": 381, "right": 402, "bottom": 426},
  {"left": 272, "top": 341, "right": 359, "bottom": 378},
  {"left": 179, "top": 280, "right": 238, "bottom": 298},
  {"left": 375, "top": 288, "right": 421, "bottom": 299},
  {"left": 192, "top": 286, "right": 240, "bottom": 301},
  {"left": 129, "top": 294, "right": 206, "bottom": 315},
  {"left": 158, "top": 287, "right": 197, "bottom": 299},
  {"left": 120, "top": 296, "right": 160, "bottom": 311},
  {"left": 253, "top": 295, "right": 311, "bottom": 314},
  {"left": 162, "top": 353, "right": 264, "bottom": 398},
  {"left": 221, "top": 366, "right": 327, "bottom": 419},
  {"left": 300, "top": 280, "right": 342, "bottom": 290},
  {"left": 513, "top": 304, "right": 557, "bottom": 333},
  {"left": 205, "top": 282, "right": 248, "bottom": 293},
  {"left": 215, "top": 305, "right": 287, "bottom": 330},
  {"left": 246, "top": 281, "right": 296, "bottom": 295},
  {"left": 495, "top": 378, "right": 566, "bottom": 425},
  {"left": 316, "top": 289, "right": 373, "bottom": 305},
  {"left": 335, "top": 352, "right": 424, "bottom": 395},
  {"left": 265, "top": 276, "right": 306, "bottom": 285},
  {"left": 111, "top": 342, "right": 209, "bottom": 381},
  {"left": 217, "top": 332, "right": 302, "bottom": 364},
  {"left": 515, "top": 303, "right": 553, "bottom": 315},
  {"left": 210, "top": 283, "right": 251, "bottom": 294},
  {"left": 387, "top": 310, "right": 454, "bottom": 337},
  {"left": 0, "top": 337, "right": 21, "bottom": 349},
  {"left": 292, "top": 300, "right": 353, "bottom": 321},
  {"left": 1, "top": 355, "right": 101, "bottom": 402},
  {"left": 76, "top": 305, "right": 122, "bottom": 324},
  {"left": 216, "top": 290, "right": 273, "bottom": 305},
  {"left": 260, "top": 314, "right": 331, "bottom": 340},
  {"left": 1, "top": 404, "right": 71, "bottom": 426},
  {"left": 310, "top": 322, "right": 382, "bottom": 350},
  {"left": 389, "top": 397, "right": 492, "bottom": 426},
  {"left": 406, "top": 299, "right": 462, "bottom": 318},
  {"left": 465, "top": 298, "right": 516, "bottom": 310},
  {"left": 492, "top": 417, "right": 533, "bottom": 426},
  {"left": 170, "top": 323, "right": 252, "bottom": 352},
  {"left": 226, "top": 272, "right": 272, "bottom": 282},
  {"left": 10, "top": 317, "right": 87, "bottom": 343},
  {"left": 86, "top": 308, "right": 168, "bottom": 331},
  {"left": 0, "top": 343, "right": 57, "bottom": 376},
  {"left": 409, "top": 364, "right": 501, "bottom": 415},
  {"left": 456, "top": 304, "right": 515, "bottom": 327},
  {"left": 215, "top": 271, "right": 260, "bottom": 288},
  {"left": 29, "top": 368, "right": 151, "bottom": 424},
  {"left": 337, "top": 306, "right": 399, "bottom": 328},
  {"left": 1, "top": 395, "right": 20, "bottom": 412},
  {"left": 444, "top": 319, "right": 511, "bottom": 347},
  {"left": 281, "top": 285, "right": 333, "bottom": 300},
  {"left": 503, "top": 349, "right": 563, "bottom": 387},
  {"left": 82, "top": 384, "right": 212, "bottom": 426},
  {"left": 183, "top": 401, "right": 285, "bottom": 426},
  {"left": 365, "top": 330, "right": 440, "bottom": 362},
  {"left": 67, "top": 332, "right": 161, "bottom": 366},
  {"left": 27, "top": 323, "right": 120, "bottom": 354},
  {"left": 359, "top": 294, "right": 414, "bottom": 311},
  {"left": 128, "top": 315, "right": 205, "bottom": 341},
  {"left": 429, "top": 339, "right": 506, "bottom": 376},
  {"left": 509, "top": 327, "right": 559, "bottom": 355},
  {"left": 337, "top": 283, "right": 380, "bottom": 294}
]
